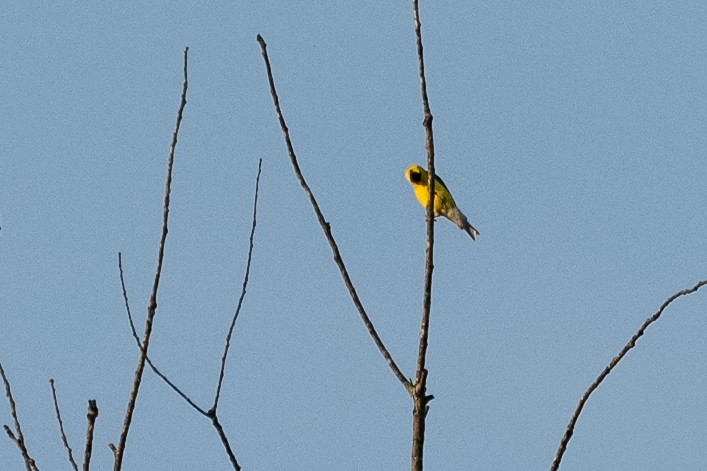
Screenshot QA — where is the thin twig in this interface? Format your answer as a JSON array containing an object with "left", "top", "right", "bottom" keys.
[
  {"left": 83, "top": 400, "right": 98, "bottom": 471},
  {"left": 411, "top": 1, "right": 437, "bottom": 470},
  {"left": 256, "top": 34, "right": 411, "bottom": 392},
  {"left": 113, "top": 46, "right": 189, "bottom": 471},
  {"left": 1, "top": 363, "right": 38, "bottom": 471},
  {"left": 551, "top": 279, "right": 707, "bottom": 471},
  {"left": 50, "top": 379, "right": 79, "bottom": 471},
  {"left": 118, "top": 252, "right": 209, "bottom": 416},
  {"left": 213, "top": 158, "right": 262, "bottom": 412}
]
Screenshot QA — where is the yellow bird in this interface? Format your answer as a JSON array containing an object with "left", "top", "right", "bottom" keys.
[{"left": 405, "top": 164, "right": 480, "bottom": 240}]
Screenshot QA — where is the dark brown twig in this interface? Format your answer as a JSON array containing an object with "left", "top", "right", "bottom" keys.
[
  {"left": 113, "top": 46, "right": 189, "bottom": 471},
  {"left": 256, "top": 34, "right": 411, "bottom": 392},
  {"left": 1, "top": 364, "right": 38, "bottom": 471},
  {"left": 411, "top": 1, "right": 437, "bottom": 470},
  {"left": 213, "top": 158, "right": 262, "bottom": 412},
  {"left": 49, "top": 379, "right": 79, "bottom": 471},
  {"left": 551, "top": 279, "right": 707, "bottom": 471},
  {"left": 83, "top": 400, "right": 98, "bottom": 471}
]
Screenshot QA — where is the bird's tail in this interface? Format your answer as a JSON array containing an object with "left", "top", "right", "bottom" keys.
[{"left": 447, "top": 207, "right": 480, "bottom": 241}]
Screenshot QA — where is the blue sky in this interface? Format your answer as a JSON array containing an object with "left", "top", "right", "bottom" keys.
[{"left": 1, "top": 2, "right": 706, "bottom": 470}]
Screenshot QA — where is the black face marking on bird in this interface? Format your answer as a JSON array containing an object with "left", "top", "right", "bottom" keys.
[
  {"left": 409, "top": 169, "right": 422, "bottom": 184},
  {"left": 408, "top": 167, "right": 448, "bottom": 190}
]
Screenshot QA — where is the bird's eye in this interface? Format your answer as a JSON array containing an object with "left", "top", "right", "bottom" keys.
[{"left": 410, "top": 171, "right": 421, "bottom": 183}]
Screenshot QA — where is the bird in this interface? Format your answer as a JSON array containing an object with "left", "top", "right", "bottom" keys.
[{"left": 405, "top": 164, "right": 480, "bottom": 240}]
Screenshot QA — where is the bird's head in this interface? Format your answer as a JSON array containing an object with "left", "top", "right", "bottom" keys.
[{"left": 405, "top": 165, "right": 426, "bottom": 185}]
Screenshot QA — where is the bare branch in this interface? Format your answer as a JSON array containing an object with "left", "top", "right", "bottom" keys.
[
  {"left": 1, "top": 364, "right": 39, "bottom": 471},
  {"left": 256, "top": 34, "right": 410, "bottom": 392},
  {"left": 49, "top": 379, "right": 79, "bottom": 471},
  {"left": 412, "top": 0, "right": 437, "bottom": 383},
  {"left": 551, "top": 279, "right": 707, "bottom": 471},
  {"left": 83, "top": 400, "right": 98, "bottom": 471},
  {"left": 411, "top": 1, "right": 438, "bottom": 470},
  {"left": 210, "top": 413, "right": 241, "bottom": 471},
  {"left": 118, "top": 252, "right": 209, "bottom": 416},
  {"left": 213, "top": 158, "right": 263, "bottom": 412},
  {"left": 113, "top": 46, "right": 189, "bottom": 471}
]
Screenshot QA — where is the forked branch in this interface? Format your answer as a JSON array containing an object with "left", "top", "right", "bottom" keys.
[{"left": 116, "top": 159, "right": 263, "bottom": 471}]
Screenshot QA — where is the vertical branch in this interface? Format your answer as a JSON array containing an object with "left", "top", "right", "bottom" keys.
[
  {"left": 113, "top": 46, "right": 189, "bottom": 471},
  {"left": 412, "top": 1, "right": 437, "bottom": 378},
  {"left": 411, "top": 1, "right": 437, "bottom": 470},
  {"left": 256, "top": 34, "right": 410, "bottom": 391},
  {"left": 1, "top": 364, "right": 38, "bottom": 471},
  {"left": 204, "top": 159, "right": 265, "bottom": 471},
  {"left": 213, "top": 158, "right": 263, "bottom": 412},
  {"left": 551, "top": 279, "right": 707, "bottom": 471},
  {"left": 49, "top": 379, "right": 79, "bottom": 471},
  {"left": 83, "top": 400, "right": 98, "bottom": 471}
]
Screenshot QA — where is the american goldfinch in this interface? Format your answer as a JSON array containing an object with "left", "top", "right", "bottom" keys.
[{"left": 405, "top": 164, "right": 480, "bottom": 240}]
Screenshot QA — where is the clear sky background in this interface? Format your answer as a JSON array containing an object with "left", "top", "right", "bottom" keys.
[{"left": 2, "top": 2, "right": 706, "bottom": 470}]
